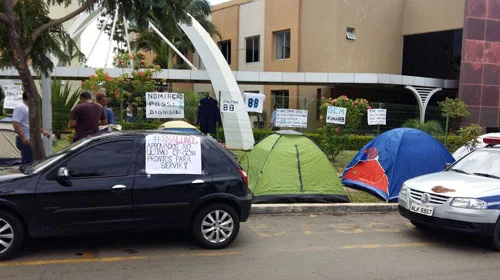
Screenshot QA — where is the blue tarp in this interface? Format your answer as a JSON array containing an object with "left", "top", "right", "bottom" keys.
[{"left": 342, "top": 128, "right": 455, "bottom": 202}]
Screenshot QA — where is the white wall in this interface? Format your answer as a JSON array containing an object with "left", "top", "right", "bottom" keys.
[{"left": 238, "top": 0, "right": 265, "bottom": 72}]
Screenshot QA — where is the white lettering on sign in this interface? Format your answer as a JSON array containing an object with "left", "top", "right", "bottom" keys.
[
  {"left": 145, "top": 134, "right": 202, "bottom": 174},
  {"left": 276, "top": 109, "right": 308, "bottom": 128},
  {"left": 244, "top": 92, "right": 265, "bottom": 113},
  {"left": 326, "top": 106, "right": 347, "bottom": 125},
  {"left": 367, "top": 109, "right": 387, "bottom": 125},
  {"left": 146, "top": 92, "right": 184, "bottom": 119},
  {"left": 2, "top": 83, "right": 23, "bottom": 109}
]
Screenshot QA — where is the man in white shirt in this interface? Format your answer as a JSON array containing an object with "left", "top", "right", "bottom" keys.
[{"left": 12, "top": 92, "right": 50, "bottom": 164}]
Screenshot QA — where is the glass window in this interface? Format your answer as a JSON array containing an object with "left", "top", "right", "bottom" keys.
[
  {"left": 274, "top": 30, "right": 290, "bottom": 60},
  {"left": 272, "top": 90, "right": 289, "bottom": 109},
  {"left": 66, "top": 141, "right": 135, "bottom": 178},
  {"left": 218, "top": 40, "right": 231, "bottom": 65},
  {"left": 450, "top": 149, "right": 500, "bottom": 178},
  {"left": 246, "top": 36, "right": 260, "bottom": 63}
]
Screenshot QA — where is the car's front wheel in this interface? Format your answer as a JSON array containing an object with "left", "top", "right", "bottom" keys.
[
  {"left": 0, "top": 211, "right": 25, "bottom": 261},
  {"left": 192, "top": 204, "right": 240, "bottom": 249},
  {"left": 492, "top": 218, "right": 500, "bottom": 251}
]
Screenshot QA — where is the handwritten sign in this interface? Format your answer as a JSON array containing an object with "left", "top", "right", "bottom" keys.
[
  {"left": 276, "top": 109, "right": 308, "bottom": 128},
  {"left": 367, "top": 109, "right": 387, "bottom": 125},
  {"left": 244, "top": 92, "right": 265, "bottom": 113},
  {"left": 2, "top": 84, "right": 23, "bottom": 109},
  {"left": 146, "top": 92, "right": 184, "bottom": 119},
  {"left": 145, "top": 134, "right": 202, "bottom": 175},
  {"left": 326, "top": 106, "right": 347, "bottom": 125}
]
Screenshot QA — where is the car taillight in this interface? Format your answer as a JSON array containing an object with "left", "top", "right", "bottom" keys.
[{"left": 238, "top": 168, "right": 248, "bottom": 189}]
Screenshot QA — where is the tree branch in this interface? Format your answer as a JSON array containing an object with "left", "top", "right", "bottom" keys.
[
  {"left": 0, "top": 12, "right": 11, "bottom": 26},
  {"left": 26, "top": 0, "right": 98, "bottom": 54}
]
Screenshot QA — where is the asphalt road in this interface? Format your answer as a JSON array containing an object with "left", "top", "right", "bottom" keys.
[{"left": 1, "top": 212, "right": 500, "bottom": 280}]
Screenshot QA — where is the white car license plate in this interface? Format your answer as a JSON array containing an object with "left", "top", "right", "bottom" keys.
[{"left": 410, "top": 203, "right": 434, "bottom": 216}]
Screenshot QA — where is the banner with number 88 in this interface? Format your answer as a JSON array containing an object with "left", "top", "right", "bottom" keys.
[{"left": 244, "top": 92, "right": 265, "bottom": 113}]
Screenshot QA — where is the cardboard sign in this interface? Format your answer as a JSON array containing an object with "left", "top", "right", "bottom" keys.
[
  {"left": 145, "top": 134, "right": 202, "bottom": 175},
  {"left": 146, "top": 92, "right": 184, "bottom": 119},
  {"left": 367, "top": 109, "right": 387, "bottom": 125},
  {"left": 326, "top": 106, "right": 347, "bottom": 125},
  {"left": 244, "top": 92, "right": 265, "bottom": 113},
  {"left": 2, "top": 84, "right": 23, "bottom": 109},
  {"left": 276, "top": 109, "right": 308, "bottom": 128}
]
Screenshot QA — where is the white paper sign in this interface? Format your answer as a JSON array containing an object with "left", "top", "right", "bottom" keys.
[
  {"left": 221, "top": 98, "right": 240, "bottom": 112},
  {"left": 326, "top": 106, "right": 347, "bottom": 125},
  {"left": 2, "top": 84, "right": 23, "bottom": 109},
  {"left": 276, "top": 109, "right": 308, "bottom": 128},
  {"left": 244, "top": 92, "right": 265, "bottom": 113},
  {"left": 146, "top": 92, "right": 184, "bottom": 119},
  {"left": 145, "top": 134, "right": 202, "bottom": 175},
  {"left": 367, "top": 109, "right": 387, "bottom": 125}
]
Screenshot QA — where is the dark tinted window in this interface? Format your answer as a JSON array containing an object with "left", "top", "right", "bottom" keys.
[
  {"left": 219, "top": 40, "right": 231, "bottom": 65},
  {"left": 246, "top": 36, "right": 260, "bottom": 63},
  {"left": 202, "top": 139, "right": 236, "bottom": 175},
  {"left": 66, "top": 140, "right": 134, "bottom": 178}
]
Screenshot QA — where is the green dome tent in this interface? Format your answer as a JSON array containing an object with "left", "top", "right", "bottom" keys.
[{"left": 240, "top": 131, "right": 349, "bottom": 203}]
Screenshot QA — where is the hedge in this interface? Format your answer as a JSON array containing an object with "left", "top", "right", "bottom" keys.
[{"left": 121, "top": 124, "right": 463, "bottom": 153}]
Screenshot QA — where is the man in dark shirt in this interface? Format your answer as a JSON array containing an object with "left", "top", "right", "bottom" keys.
[{"left": 69, "top": 92, "right": 107, "bottom": 142}]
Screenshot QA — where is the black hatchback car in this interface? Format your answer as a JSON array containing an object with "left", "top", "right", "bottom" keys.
[{"left": 0, "top": 131, "right": 252, "bottom": 260}]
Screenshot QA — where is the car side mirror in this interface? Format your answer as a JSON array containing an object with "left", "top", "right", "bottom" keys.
[{"left": 57, "top": 167, "right": 72, "bottom": 186}]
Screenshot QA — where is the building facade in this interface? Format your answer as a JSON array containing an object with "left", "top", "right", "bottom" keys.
[{"left": 204, "top": 0, "right": 500, "bottom": 132}]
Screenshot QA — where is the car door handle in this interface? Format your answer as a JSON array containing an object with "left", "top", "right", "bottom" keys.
[
  {"left": 112, "top": 185, "right": 127, "bottom": 190},
  {"left": 192, "top": 179, "right": 204, "bottom": 184}
]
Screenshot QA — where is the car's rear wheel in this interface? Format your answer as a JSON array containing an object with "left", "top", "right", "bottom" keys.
[
  {"left": 491, "top": 218, "right": 500, "bottom": 251},
  {"left": 0, "top": 211, "right": 25, "bottom": 261},
  {"left": 192, "top": 204, "right": 240, "bottom": 249}
]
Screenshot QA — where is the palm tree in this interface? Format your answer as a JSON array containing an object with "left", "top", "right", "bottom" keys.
[{"left": 132, "top": 0, "right": 220, "bottom": 70}]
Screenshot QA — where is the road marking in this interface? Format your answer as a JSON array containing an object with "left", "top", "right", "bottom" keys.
[
  {"left": 365, "top": 222, "right": 401, "bottom": 233},
  {"left": 0, "top": 256, "right": 148, "bottom": 267},
  {"left": 342, "top": 242, "right": 431, "bottom": 249},
  {"left": 180, "top": 251, "right": 241, "bottom": 257},
  {"left": 329, "top": 223, "right": 363, "bottom": 234},
  {"left": 0, "top": 250, "right": 243, "bottom": 267}
]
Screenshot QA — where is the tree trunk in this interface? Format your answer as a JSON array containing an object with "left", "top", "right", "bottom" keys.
[{"left": 2, "top": 0, "right": 46, "bottom": 160}]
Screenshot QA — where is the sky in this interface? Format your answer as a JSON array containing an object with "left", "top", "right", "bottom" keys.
[{"left": 80, "top": 0, "right": 231, "bottom": 68}]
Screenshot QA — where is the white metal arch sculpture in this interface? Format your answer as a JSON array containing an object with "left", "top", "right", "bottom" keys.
[
  {"left": 178, "top": 15, "right": 254, "bottom": 150},
  {"left": 405, "top": 86, "right": 442, "bottom": 124}
]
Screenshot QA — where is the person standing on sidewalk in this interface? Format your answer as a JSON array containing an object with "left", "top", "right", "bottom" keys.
[
  {"left": 96, "top": 93, "right": 116, "bottom": 125},
  {"left": 12, "top": 92, "right": 50, "bottom": 164},
  {"left": 270, "top": 105, "right": 280, "bottom": 131},
  {"left": 68, "top": 92, "right": 107, "bottom": 142}
]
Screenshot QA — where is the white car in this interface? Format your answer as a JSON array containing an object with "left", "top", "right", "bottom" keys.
[{"left": 398, "top": 136, "right": 500, "bottom": 250}]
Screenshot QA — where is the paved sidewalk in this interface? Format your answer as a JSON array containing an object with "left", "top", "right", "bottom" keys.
[{"left": 250, "top": 203, "right": 398, "bottom": 215}]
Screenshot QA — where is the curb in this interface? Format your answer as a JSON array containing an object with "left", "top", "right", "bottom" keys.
[{"left": 250, "top": 203, "right": 398, "bottom": 215}]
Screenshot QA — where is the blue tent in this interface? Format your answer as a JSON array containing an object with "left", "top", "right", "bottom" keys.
[{"left": 342, "top": 128, "right": 455, "bottom": 202}]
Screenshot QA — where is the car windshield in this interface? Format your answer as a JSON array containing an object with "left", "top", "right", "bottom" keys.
[
  {"left": 24, "top": 138, "right": 93, "bottom": 174},
  {"left": 450, "top": 149, "right": 500, "bottom": 179}
]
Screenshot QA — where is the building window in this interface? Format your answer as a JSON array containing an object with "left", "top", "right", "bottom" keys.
[
  {"left": 246, "top": 36, "right": 260, "bottom": 63},
  {"left": 274, "top": 30, "right": 290, "bottom": 60},
  {"left": 272, "top": 90, "right": 289, "bottom": 109},
  {"left": 346, "top": 27, "right": 356, "bottom": 40},
  {"left": 219, "top": 40, "right": 231, "bottom": 65}
]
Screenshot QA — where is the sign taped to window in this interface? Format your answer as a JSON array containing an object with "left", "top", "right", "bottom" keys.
[
  {"left": 326, "top": 106, "right": 347, "bottom": 125},
  {"left": 146, "top": 92, "right": 184, "bottom": 119},
  {"left": 220, "top": 98, "right": 240, "bottom": 112},
  {"left": 145, "top": 134, "right": 202, "bottom": 175}
]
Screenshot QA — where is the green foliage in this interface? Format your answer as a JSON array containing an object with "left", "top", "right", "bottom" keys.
[
  {"left": 435, "top": 135, "right": 463, "bottom": 152},
  {"left": 457, "top": 124, "right": 483, "bottom": 151},
  {"left": 402, "top": 119, "right": 443, "bottom": 136},
  {"left": 183, "top": 91, "right": 204, "bottom": 124},
  {"left": 438, "top": 97, "right": 470, "bottom": 119},
  {"left": 51, "top": 80, "right": 81, "bottom": 139},
  {"left": 318, "top": 96, "right": 370, "bottom": 160}
]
